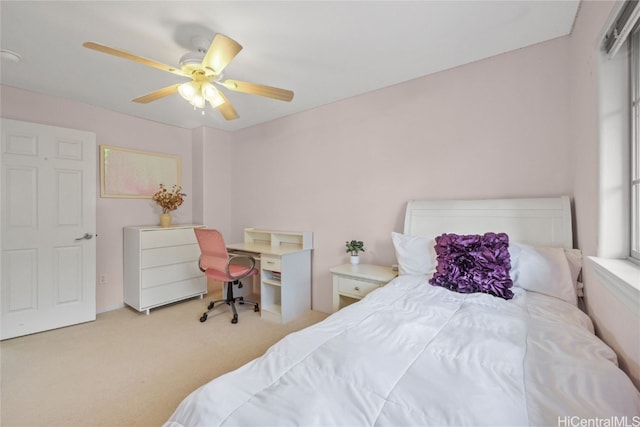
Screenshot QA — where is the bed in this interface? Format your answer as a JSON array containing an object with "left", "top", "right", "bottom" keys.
[{"left": 164, "top": 196, "right": 640, "bottom": 426}]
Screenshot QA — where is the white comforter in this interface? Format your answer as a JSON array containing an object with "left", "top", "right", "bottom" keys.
[{"left": 165, "top": 275, "right": 640, "bottom": 427}]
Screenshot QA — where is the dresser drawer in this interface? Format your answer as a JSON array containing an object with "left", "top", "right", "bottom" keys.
[
  {"left": 141, "top": 277, "right": 205, "bottom": 309},
  {"left": 338, "top": 277, "right": 380, "bottom": 299},
  {"left": 141, "top": 244, "right": 201, "bottom": 269},
  {"left": 141, "top": 261, "right": 202, "bottom": 288},
  {"left": 261, "top": 255, "right": 281, "bottom": 272},
  {"left": 141, "top": 227, "right": 199, "bottom": 249}
]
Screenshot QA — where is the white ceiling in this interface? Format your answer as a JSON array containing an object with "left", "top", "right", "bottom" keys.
[{"left": 0, "top": 1, "right": 580, "bottom": 132}]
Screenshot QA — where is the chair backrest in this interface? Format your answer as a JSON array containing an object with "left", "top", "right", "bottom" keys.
[{"left": 194, "top": 228, "right": 229, "bottom": 273}]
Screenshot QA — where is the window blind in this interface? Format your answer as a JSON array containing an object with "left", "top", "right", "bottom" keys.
[{"left": 605, "top": 0, "right": 640, "bottom": 57}]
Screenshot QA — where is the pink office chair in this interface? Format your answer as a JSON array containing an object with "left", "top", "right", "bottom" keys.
[{"left": 194, "top": 228, "right": 259, "bottom": 324}]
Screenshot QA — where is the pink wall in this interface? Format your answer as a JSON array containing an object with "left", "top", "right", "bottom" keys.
[
  {"left": 569, "top": 0, "right": 613, "bottom": 256},
  {"left": 0, "top": 86, "right": 195, "bottom": 312},
  {"left": 228, "top": 36, "right": 573, "bottom": 313},
  {"left": 200, "top": 127, "right": 233, "bottom": 238}
]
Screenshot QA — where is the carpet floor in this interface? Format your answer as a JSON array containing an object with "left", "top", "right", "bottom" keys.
[{"left": 0, "top": 294, "right": 328, "bottom": 427}]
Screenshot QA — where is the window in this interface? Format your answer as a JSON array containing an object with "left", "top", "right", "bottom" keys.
[
  {"left": 631, "top": 26, "right": 640, "bottom": 260},
  {"left": 606, "top": 0, "right": 640, "bottom": 261},
  {"left": 591, "top": 0, "right": 640, "bottom": 313}
]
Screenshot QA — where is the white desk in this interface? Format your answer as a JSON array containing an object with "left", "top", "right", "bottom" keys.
[
  {"left": 227, "top": 242, "right": 308, "bottom": 257},
  {"left": 227, "top": 229, "right": 313, "bottom": 323}
]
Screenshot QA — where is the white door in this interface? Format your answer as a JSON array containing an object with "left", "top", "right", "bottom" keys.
[{"left": 1, "top": 118, "right": 96, "bottom": 339}]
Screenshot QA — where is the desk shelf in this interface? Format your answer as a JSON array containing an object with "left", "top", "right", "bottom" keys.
[
  {"left": 245, "top": 228, "right": 312, "bottom": 251},
  {"left": 262, "top": 279, "right": 282, "bottom": 287}
]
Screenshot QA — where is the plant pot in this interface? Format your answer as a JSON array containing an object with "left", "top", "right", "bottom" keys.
[
  {"left": 159, "top": 213, "right": 172, "bottom": 228},
  {"left": 350, "top": 255, "right": 360, "bottom": 265}
]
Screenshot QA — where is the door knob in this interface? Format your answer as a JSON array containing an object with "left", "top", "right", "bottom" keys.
[{"left": 75, "top": 233, "right": 94, "bottom": 241}]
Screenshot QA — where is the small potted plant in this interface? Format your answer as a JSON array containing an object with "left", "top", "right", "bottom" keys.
[
  {"left": 152, "top": 184, "right": 186, "bottom": 227},
  {"left": 345, "top": 240, "right": 365, "bottom": 264}
]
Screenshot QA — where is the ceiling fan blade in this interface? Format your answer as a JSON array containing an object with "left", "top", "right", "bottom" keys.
[
  {"left": 202, "top": 34, "right": 242, "bottom": 75},
  {"left": 83, "top": 42, "right": 188, "bottom": 77},
  {"left": 216, "top": 91, "right": 238, "bottom": 120},
  {"left": 221, "top": 80, "right": 294, "bottom": 102},
  {"left": 132, "top": 84, "right": 180, "bottom": 103}
]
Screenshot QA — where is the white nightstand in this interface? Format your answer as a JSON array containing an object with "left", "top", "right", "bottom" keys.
[{"left": 330, "top": 264, "right": 398, "bottom": 312}]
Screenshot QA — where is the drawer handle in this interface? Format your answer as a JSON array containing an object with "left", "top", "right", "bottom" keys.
[{"left": 354, "top": 286, "right": 360, "bottom": 291}]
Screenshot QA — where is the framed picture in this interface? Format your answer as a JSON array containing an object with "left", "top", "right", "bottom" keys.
[{"left": 100, "top": 145, "right": 181, "bottom": 198}]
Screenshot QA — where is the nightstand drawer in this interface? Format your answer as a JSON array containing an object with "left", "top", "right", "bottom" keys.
[
  {"left": 331, "top": 264, "right": 397, "bottom": 312},
  {"left": 338, "top": 277, "right": 380, "bottom": 299}
]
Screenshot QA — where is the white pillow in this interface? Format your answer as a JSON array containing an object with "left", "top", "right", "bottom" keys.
[
  {"left": 391, "top": 232, "right": 435, "bottom": 275},
  {"left": 563, "top": 248, "right": 583, "bottom": 286},
  {"left": 509, "top": 242, "right": 577, "bottom": 305},
  {"left": 563, "top": 247, "right": 584, "bottom": 297}
]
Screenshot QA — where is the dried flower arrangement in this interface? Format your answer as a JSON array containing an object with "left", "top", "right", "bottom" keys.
[{"left": 152, "top": 184, "right": 186, "bottom": 214}]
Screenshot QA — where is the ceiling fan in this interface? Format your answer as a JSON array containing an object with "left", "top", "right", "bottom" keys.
[{"left": 83, "top": 34, "right": 294, "bottom": 121}]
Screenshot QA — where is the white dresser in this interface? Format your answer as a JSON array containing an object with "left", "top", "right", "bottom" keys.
[{"left": 123, "top": 224, "right": 206, "bottom": 314}]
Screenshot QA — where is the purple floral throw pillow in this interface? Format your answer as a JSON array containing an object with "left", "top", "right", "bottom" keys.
[{"left": 429, "top": 232, "right": 514, "bottom": 300}]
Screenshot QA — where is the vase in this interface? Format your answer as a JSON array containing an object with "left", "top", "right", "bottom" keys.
[
  {"left": 159, "top": 213, "right": 172, "bottom": 228},
  {"left": 350, "top": 255, "right": 360, "bottom": 265}
]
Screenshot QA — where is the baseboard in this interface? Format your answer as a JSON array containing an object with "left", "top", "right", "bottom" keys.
[{"left": 97, "top": 303, "right": 125, "bottom": 314}]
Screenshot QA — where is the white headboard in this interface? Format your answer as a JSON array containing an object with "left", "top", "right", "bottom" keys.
[{"left": 404, "top": 196, "right": 573, "bottom": 248}]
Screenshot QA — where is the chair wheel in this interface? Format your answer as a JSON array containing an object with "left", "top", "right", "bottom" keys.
[
  {"left": 231, "top": 315, "right": 238, "bottom": 324},
  {"left": 200, "top": 313, "right": 208, "bottom": 322},
  {"left": 254, "top": 304, "right": 260, "bottom": 312},
  {"left": 208, "top": 302, "right": 214, "bottom": 310}
]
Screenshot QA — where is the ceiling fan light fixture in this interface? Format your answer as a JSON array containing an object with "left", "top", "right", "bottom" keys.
[
  {"left": 201, "top": 82, "right": 217, "bottom": 98},
  {"left": 178, "top": 81, "right": 199, "bottom": 101},
  {"left": 201, "top": 83, "right": 224, "bottom": 107},
  {"left": 207, "top": 95, "right": 225, "bottom": 109},
  {"left": 191, "top": 92, "right": 206, "bottom": 109},
  {"left": 179, "top": 80, "right": 224, "bottom": 109}
]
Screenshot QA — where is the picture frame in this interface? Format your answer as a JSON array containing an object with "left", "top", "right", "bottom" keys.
[{"left": 100, "top": 145, "right": 181, "bottom": 198}]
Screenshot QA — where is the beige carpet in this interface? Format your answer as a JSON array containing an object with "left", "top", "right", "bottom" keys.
[{"left": 0, "top": 293, "right": 328, "bottom": 427}]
